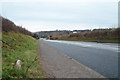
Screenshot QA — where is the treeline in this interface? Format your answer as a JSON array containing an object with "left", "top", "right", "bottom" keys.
[
  {"left": 2, "top": 17, "right": 32, "bottom": 36},
  {"left": 1, "top": 17, "right": 39, "bottom": 39},
  {"left": 69, "top": 28, "right": 120, "bottom": 39},
  {"left": 57, "top": 28, "right": 120, "bottom": 43}
]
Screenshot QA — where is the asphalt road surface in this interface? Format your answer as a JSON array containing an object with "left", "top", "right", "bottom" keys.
[{"left": 39, "top": 39, "right": 118, "bottom": 78}]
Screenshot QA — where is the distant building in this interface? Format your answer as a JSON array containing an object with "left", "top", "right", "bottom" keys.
[{"left": 73, "top": 31, "right": 77, "bottom": 33}]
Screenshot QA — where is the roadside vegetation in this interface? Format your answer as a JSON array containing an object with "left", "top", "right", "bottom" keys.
[
  {"left": 0, "top": 32, "right": 2, "bottom": 79},
  {"left": 2, "top": 17, "right": 43, "bottom": 79},
  {"left": 53, "top": 28, "right": 120, "bottom": 43}
]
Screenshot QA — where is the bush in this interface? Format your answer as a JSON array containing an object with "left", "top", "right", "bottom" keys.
[{"left": 2, "top": 17, "right": 32, "bottom": 36}]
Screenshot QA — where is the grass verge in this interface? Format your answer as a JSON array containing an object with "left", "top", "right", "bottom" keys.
[
  {"left": 57, "top": 37, "right": 119, "bottom": 43},
  {"left": 2, "top": 31, "right": 44, "bottom": 79}
]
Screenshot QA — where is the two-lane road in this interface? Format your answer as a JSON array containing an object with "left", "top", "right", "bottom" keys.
[{"left": 39, "top": 39, "right": 118, "bottom": 78}]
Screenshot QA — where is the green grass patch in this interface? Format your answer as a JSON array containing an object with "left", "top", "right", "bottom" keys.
[
  {"left": 2, "top": 31, "right": 44, "bottom": 79},
  {"left": 57, "top": 37, "right": 119, "bottom": 43}
]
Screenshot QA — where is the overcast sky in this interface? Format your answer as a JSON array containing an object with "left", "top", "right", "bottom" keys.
[{"left": 1, "top": 0, "right": 119, "bottom": 32}]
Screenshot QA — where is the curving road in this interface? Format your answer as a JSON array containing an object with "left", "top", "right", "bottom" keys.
[{"left": 39, "top": 39, "right": 118, "bottom": 78}]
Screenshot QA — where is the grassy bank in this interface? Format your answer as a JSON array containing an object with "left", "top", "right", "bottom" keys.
[
  {"left": 57, "top": 37, "right": 119, "bottom": 43},
  {"left": 0, "top": 32, "right": 2, "bottom": 79},
  {"left": 2, "top": 31, "right": 44, "bottom": 79}
]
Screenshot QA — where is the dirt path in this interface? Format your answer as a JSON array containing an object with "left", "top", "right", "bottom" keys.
[{"left": 39, "top": 41, "right": 105, "bottom": 78}]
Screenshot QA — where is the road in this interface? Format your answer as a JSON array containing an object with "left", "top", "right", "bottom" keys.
[{"left": 39, "top": 39, "right": 118, "bottom": 78}]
